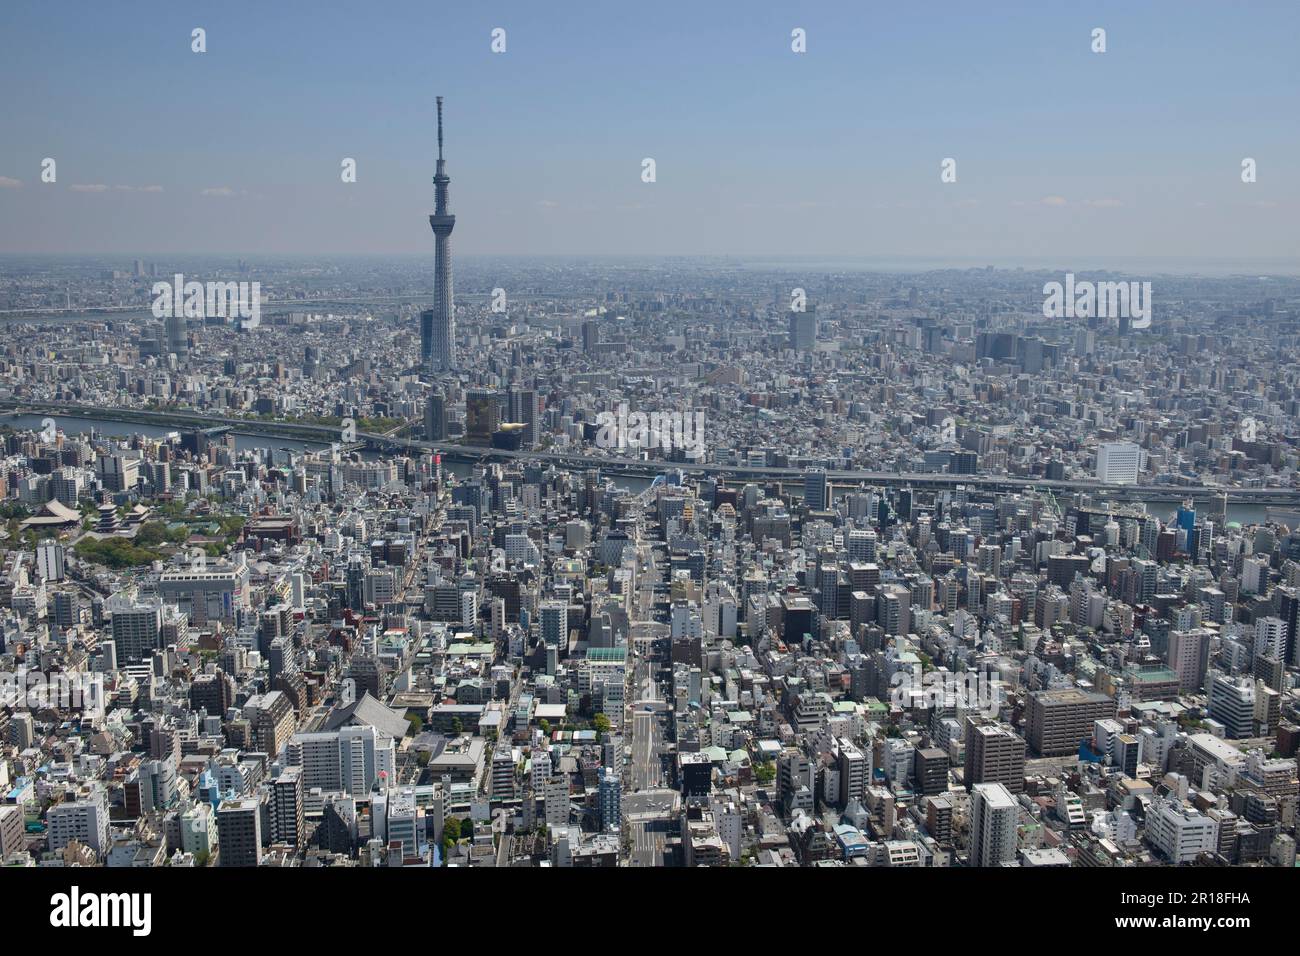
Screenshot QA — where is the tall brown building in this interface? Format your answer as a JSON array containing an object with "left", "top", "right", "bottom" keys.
[
  {"left": 0, "top": 805, "right": 24, "bottom": 858},
  {"left": 1026, "top": 688, "right": 1117, "bottom": 757},
  {"left": 190, "top": 670, "right": 236, "bottom": 716},
  {"left": 914, "top": 746, "right": 951, "bottom": 796},
  {"left": 963, "top": 718, "right": 1026, "bottom": 793},
  {"left": 465, "top": 390, "right": 502, "bottom": 446},
  {"left": 247, "top": 690, "right": 296, "bottom": 757}
]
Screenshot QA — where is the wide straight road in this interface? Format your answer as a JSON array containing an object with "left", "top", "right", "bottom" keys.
[
  {"left": 631, "top": 815, "right": 661, "bottom": 868},
  {"left": 625, "top": 788, "right": 676, "bottom": 868},
  {"left": 622, "top": 513, "right": 674, "bottom": 865},
  {"left": 629, "top": 537, "right": 665, "bottom": 776},
  {"left": 631, "top": 708, "right": 662, "bottom": 791}
]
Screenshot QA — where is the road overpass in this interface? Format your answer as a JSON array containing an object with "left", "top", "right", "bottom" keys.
[{"left": 8, "top": 399, "right": 1300, "bottom": 508}]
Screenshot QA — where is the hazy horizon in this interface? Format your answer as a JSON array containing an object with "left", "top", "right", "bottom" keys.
[{"left": 4, "top": 253, "right": 1299, "bottom": 280}]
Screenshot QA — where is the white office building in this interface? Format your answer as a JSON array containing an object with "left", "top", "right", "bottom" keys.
[
  {"left": 384, "top": 788, "right": 421, "bottom": 859},
  {"left": 47, "top": 788, "right": 110, "bottom": 855},
  {"left": 286, "top": 725, "right": 396, "bottom": 797},
  {"left": 1146, "top": 799, "right": 1218, "bottom": 864},
  {"left": 544, "top": 775, "right": 569, "bottom": 829},
  {"left": 158, "top": 563, "right": 250, "bottom": 625},
  {"left": 36, "top": 539, "right": 65, "bottom": 582},
  {"left": 1254, "top": 617, "right": 1287, "bottom": 662},
  {"left": 1095, "top": 442, "right": 1143, "bottom": 485}
]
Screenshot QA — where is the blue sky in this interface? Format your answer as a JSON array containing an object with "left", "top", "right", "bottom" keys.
[{"left": 1, "top": 0, "right": 1296, "bottom": 261}]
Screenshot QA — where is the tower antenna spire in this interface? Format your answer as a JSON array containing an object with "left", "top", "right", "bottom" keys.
[{"left": 426, "top": 95, "right": 456, "bottom": 373}]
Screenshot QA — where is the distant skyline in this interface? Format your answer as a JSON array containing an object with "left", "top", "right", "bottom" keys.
[{"left": 1, "top": 1, "right": 1297, "bottom": 263}]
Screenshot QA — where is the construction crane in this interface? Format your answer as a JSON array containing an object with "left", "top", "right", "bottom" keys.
[
  {"left": 1026, "top": 483, "right": 1063, "bottom": 521},
  {"left": 1042, "top": 486, "right": 1063, "bottom": 521}
]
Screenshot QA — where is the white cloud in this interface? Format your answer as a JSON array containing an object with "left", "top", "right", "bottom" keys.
[
  {"left": 0, "top": 176, "right": 21, "bottom": 189},
  {"left": 70, "top": 183, "right": 110, "bottom": 192},
  {"left": 201, "top": 186, "right": 238, "bottom": 197}
]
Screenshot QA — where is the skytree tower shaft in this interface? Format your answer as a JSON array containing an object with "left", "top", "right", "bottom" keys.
[{"left": 424, "top": 95, "right": 456, "bottom": 372}]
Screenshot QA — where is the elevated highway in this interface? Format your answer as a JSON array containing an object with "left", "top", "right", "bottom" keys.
[{"left": 7, "top": 399, "right": 1299, "bottom": 508}]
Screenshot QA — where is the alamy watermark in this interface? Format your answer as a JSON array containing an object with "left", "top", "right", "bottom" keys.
[
  {"left": 152, "top": 273, "right": 260, "bottom": 329},
  {"left": 0, "top": 669, "right": 105, "bottom": 714},
  {"left": 889, "top": 669, "right": 1002, "bottom": 718},
  {"left": 595, "top": 403, "right": 705, "bottom": 459},
  {"left": 1042, "top": 273, "right": 1151, "bottom": 328},
  {"left": 50, "top": 886, "right": 151, "bottom": 936}
]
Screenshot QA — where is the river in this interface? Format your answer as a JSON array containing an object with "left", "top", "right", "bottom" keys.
[
  {"left": 3, "top": 413, "right": 1281, "bottom": 524},
  {"left": 3, "top": 412, "right": 657, "bottom": 494}
]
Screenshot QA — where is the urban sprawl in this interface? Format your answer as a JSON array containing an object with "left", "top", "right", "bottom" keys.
[{"left": 1, "top": 120, "right": 1300, "bottom": 870}]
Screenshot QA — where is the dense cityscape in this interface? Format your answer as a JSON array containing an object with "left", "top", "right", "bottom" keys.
[
  {"left": 1, "top": 11, "right": 1297, "bottom": 943},
  {"left": 4, "top": 163, "right": 1300, "bottom": 871}
]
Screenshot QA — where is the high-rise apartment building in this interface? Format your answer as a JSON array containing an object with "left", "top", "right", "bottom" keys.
[
  {"left": 970, "top": 782, "right": 1018, "bottom": 866},
  {"left": 1095, "top": 442, "right": 1142, "bottom": 484},
  {"left": 1208, "top": 675, "right": 1256, "bottom": 738},
  {"left": 217, "top": 796, "right": 263, "bottom": 867},
  {"left": 599, "top": 768, "right": 621, "bottom": 830},
  {"left": 425, "top": 391, "right": 447, "bottom": 441},
  {"left": 46, "top": 788, "right": 110, "bottom": 856},
  {"left": 1168, "top": 628, "right": 1209, "bottom": 693},
  {"left": 108, "top": 592, "right": 162, "bottom": 663},
  {"left": 963, "top": 718, "right": 1026, "bottom": 793},
  {"left": 803, "top": 468, "right": 828, "bottom": 511},
  {"left": 271, "top": 767, "right": 305, "bottom": 850},
  {"left": 507, "top": 387, "right": 540, "bottom": 448},
  {"left": 789, "top": 306, "right": 817, "bottom": 350},
  {"left": 1026, "top": 689, "right": 1117, "bottom": 757},
  {"left": 466, "top": 389, "right": 502, "bottom": 446}
]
